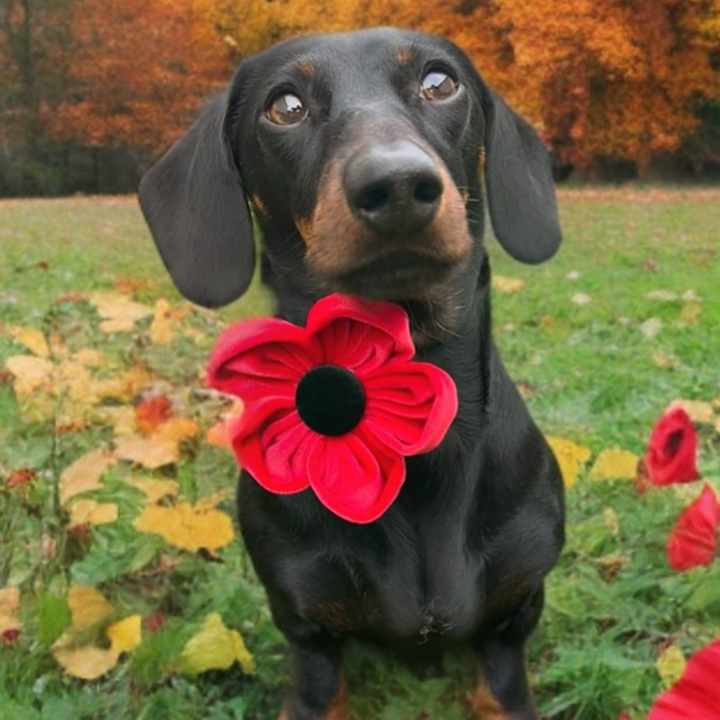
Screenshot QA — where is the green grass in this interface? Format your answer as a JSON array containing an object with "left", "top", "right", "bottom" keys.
[{"left": 1, "top": 190, "right": 719, "bottom": 720}]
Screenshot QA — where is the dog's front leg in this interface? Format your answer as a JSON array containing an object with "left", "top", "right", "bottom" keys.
[
  {"left": 471, "top": 585, "right": 546, "bottom": 720},
  {"left": 277, "top": 622, "right": 348, "bottom": 720}
]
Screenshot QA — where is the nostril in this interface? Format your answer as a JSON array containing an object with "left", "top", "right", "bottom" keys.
[
  {"left": 414, "top": 177, "right": 443, "bottom": 205},
  {"left": 355, "top": 182, "right": 392, "bottom": 213}
]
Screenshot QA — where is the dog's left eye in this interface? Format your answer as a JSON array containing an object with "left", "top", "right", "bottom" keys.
[
  {"left": 421, "top": 70, "right": 458, "bottom": 102},
  {"left": 267, "top": 93, "right": 308, "bottom": 125}
]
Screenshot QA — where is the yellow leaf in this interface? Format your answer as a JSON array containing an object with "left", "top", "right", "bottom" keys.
[
  {"left": 656, "top": 645, "right": 687, "bottom": 689},
  {"left": 546, "top": 436, "right": 591, "bottom": 489},
  {"left": 589, "top": 448, "right": 639, "bottom": 481},
  {"left": 207, "top": 400, "right": 244, "bottom": 449},
  {"left": 651, "top": 350, "right": 678, "bottom": 370},
  {"left": 4, "top": 355, "right": 54, "bottom": 397},
  {"left": 67, "top": 585, "right": 113, "bottom": 632},
  {"left": 492, "top": 276, "right": 526, "bottom": 294},
  {"left": 87, "top": 291, "right": 153, "bottom": 333},
  {"left": 155, "top": 416, "right": 199, "bottom": 444},
  {"left": 602, "top": 508, "right": 620, "bottom": 536},
  {"left": 115, "top": 435, "right": 178, "bottom": 469},
  {"left": 149, "top": 299, "right": 178, "bottom": 344},
  {"left": 93, "top": 405, "right": 137, "bottom": 437},
  {"left": 60, "top": 449, "right": 116, "bottom": 505},
  {"left": 68, "top": 499, "right": 118, "bottom": 527},
  {"left": 72, "top": 348, "right": 107, "bottom": 367},
  {"left": 0, "top": 586, "right": 21, "bottom": 635},
  {"left": 177, "top": 613, "right": 255, "bottom": 675},
  {"left": 679, "top": 300, "right": 701, "bottom": 326},
  {"left": 91, "top": 366, "right": 155, "bottom": 403},
  {"left": 107, "top": 615, "right": 142, "bottom": 654},
  {"left": 134, "top": 501, "right": 234, "bottom": 551},
  {"left": 52, "top": 646, "right": 119, "bottom": 680},
  {"left": 126, "top": 476, "right": 178, "bottom": 504},
  {"left": 5, "top": 325, "right": 50, "bottom": 357},
  {"left": 674, "top": 399, "right": 715, "bottom": 425}
]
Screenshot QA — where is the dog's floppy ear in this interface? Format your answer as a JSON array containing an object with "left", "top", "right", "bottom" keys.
[
  {"left": 138, "top": 91, "right": 254, "bottom": 308},
  {"left": 482, "top": 89, "right": 562, "bottom": 264}
]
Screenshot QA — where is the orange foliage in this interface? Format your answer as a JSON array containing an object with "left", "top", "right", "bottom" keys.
[{"left": 45, "top": 0, "right": 230, "bottom": 150}]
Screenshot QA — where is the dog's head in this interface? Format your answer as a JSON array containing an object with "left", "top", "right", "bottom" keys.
[{"left": 139, "top": 28, "right": 560, "bottom": 342}]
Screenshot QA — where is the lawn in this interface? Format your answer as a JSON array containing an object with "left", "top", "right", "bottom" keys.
[{"left": 0, "top": 189, "right": 719, "bottom": 720}]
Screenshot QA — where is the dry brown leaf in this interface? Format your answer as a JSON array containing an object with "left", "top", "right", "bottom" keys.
[
  {"left": 68, "top": 499, "right": 118, "bottom": 527},
  {"left": 4, "top": 355, "right": 54, "bottom": 397},
  {"left": 679, "top": 300, "right": 701, "bottom": 326},
  {"left": 674, "top": 399, "right": 715, "bottom": 425},
  {"left": 589, "top": 448, "right": 639, "bottom": 481},
  {"left": 126, "top": 476, "right": 178, "bottom": 504},
  {"left": 114, "top": 435, "right": 178, "bottom": 469},
  {"left": 5, "top": 325, "right": 50, "bottom": 357},
  {"left": 134, "top": 501, "right": 234, "bottom": 551},
  {"left": 492, "top": 276, "right": 526, "bottom": 294},
  {"left": 546, "top": 436, "right": 591, "bottom": 489},
  {"left": 0, "top": 587, "right": 21, "bottom": 636},
  {"left": 60, "top": 449, "right": 116, "bottom": 505}
]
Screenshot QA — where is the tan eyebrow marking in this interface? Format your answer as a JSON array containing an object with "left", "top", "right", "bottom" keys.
[
  {"left": 250, "top": 193, "right": 269, "bottom": 217},
  {"left": 397, "top": 46, "right": 415, "bottom": 66},
  {"left": 298, "top": 60, "right": 315, "bottom": 77}
]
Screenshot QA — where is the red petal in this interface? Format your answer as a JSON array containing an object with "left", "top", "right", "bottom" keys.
[
  {"left": 648, "top": 637, "right": 720, "bottom": 719},
  {"left": 361, "top": 361, "right": 458, "bottom": 455},
  {"left": 306, "top": 432, "right": 406, "bottom": 523},
  {"left": 232, "top": 398, "right": 311, "bottom": 494},
  {"left": 667, "top": 484, "right": 720, "bottom": 572},
  {"left": 207, "top": 318, "right": 313, "bottom": 402},
  {"left": 306, "top": 294, "right": 414, "bottom": 374},
  {"left": 644, "top": 406, "right": 700, "bottom": 486}
]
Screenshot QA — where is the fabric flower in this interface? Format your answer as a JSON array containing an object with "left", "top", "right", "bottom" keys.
[
  {"left": 644, "top": 406, "right": 700, "bottom": 487},
  {"left": 648, "top": 637, "right": 720, "bottom": 719},
  {"left": 667, "top": 484, "right": 719, "bottom": 572},
  {"left": 207, "top": 294, "right": 457, "bottom": 523}
]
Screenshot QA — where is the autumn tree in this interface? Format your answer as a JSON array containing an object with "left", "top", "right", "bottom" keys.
[{"left": 45, "top": 0, "right": 231, "bottom": 151}]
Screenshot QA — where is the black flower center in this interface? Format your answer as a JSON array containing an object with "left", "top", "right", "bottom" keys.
[{"left": 295, "top": 364, "right": 366, "bottom": 436}]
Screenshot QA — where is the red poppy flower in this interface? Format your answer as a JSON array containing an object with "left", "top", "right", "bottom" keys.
[
  {"left": 207, "top": 294, "right": 458, "bottom": 523},
  {"left": 648, "top": 637, "right": 720, "bottom": 719},
  {"left": 644, "top": 406, "right": 700, "bottom": 487},
  {"left": 667, "top": 484, "right": 719, "bottom": 572}
]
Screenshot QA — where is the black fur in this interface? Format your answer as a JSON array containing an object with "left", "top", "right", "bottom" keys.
[{"left": 140, "top": 28, "right": 565, "bottom": 720}]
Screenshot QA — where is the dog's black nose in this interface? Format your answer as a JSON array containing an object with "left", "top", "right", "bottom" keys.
[{"left": 343, "top": 142, "right": 443, "bottom": 234}]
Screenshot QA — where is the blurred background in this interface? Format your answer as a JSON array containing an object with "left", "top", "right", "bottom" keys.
[{"left": 1, "top": 0, "right": 720, "bottom": 197}]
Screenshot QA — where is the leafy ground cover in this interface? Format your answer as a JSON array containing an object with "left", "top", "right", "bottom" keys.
[{"left": 0, "top": 189, "right": 719, "bottom": 720}]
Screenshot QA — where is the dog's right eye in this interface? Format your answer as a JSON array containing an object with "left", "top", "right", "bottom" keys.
[{"left": 267, "top": 93, "right": 308, "bottom": 125}]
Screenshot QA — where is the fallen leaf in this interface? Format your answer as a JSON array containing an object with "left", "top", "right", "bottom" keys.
[
  {"left": 0, "top": 587, "right": 21, "bottom": 636},
  {"left": 207, "top": 400, "right": 244, "bottom": 449},
  {"left": 492, "top": 276, "right": 526, "bottom": 294},
  {"left": 640, "top": 318, "right": 663, "bottom": 339},
  {"left": 68, "top": 499, "right": 118, "bottom": 527},
  {"left": 115, "top": 435, "right": 178, "bottom": 469},
  {"left": 679, "top": 300, "right": 701, "bottom": 326},
  {"left": 6, "top": 468, "right": 36, "bottom": 489},
  {"left": 177, "top": 613, "right": 255, "bottom": 675},
  {"left": 52, "top": 646, "right": 119, "bottom": 680},
  {"left": 4, "top": 355, "right": 54, "bottom": 397},
  {"left": 134, "top": 501, "right": 234, "bottom": 551},
  {"left": 92, "top": 366, "right": 155, "bottom": 403},
  {"left": 126, "top": 476, "right": 178, "bottom": 504},
  {"left": 66, "top": 585, "right": 113, "bottom": 632},
  {"left": 60, "top": 449, "right": 116, "bottom": 505},
  {"left": 155, "top": 416, "right": 198, "bottom": 444},
  {"left": 595, "top": 553, "right": 627, "bottom": 581},
  {"left": 656, "top": 644, "right": 687, "bottom": 689},
  {"left": 651, "top": 350, "right": 679, "bottom": 370},
  {"left": 571, "top": 293, "right": 591, "bottom": 306},
  {"left": 589, "top": 448, "right": 639, "bottom": 481},
  {"left": 87, "top": 292, "right": 152, "bottom": 334},
  {"left": 93, "top": 405, "right": 137, "bottom": 437},
  {"left": 602, "top": 508, "right": 620, "bottom": 536},
  {"left": 674, "top": 400, "right": 715, "bottom": 425},
  {"left": 107, "top": 615, "right": 142, "bottom": 654},
  {"left": 135, "top": 395, "right": 174, "bottom": 434},
  {"left": 5, "top": 325, "right": 50, "bottom": 357},
  {"left": 546, "top": 436, "right": 591, "bottom": 489},
  {"left": 149, "top": 298, "right": 184, "bottom": 344}
]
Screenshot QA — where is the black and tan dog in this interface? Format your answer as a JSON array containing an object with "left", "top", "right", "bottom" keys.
[{"left": 139, "top": 28, "right": 565, "bottom": 720}]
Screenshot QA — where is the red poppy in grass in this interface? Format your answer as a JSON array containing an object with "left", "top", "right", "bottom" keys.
[
  {"left": 644, "top": 406, "right": 700, "bottom": 487},
  {"left": 667, "top": 483, "right": 719, "bottom": 572},
  {"left": 648, "top": 637, "right": 720, "bottom": 719},
  {"left": 207, "top": 294, "right": 458, "bottom": 523}
]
